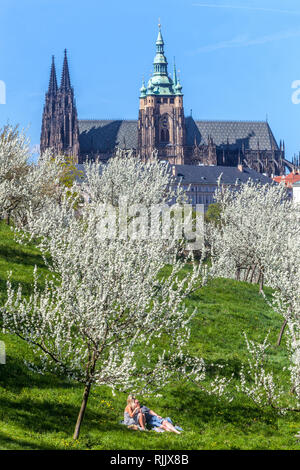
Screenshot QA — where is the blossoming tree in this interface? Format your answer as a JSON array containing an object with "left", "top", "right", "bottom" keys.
[
  {"left": 207, "top": 178, "right": 300, "bottom": 413},
  {"left": 239, "top": 226, "right": 300, "bottom": 412},
  {"left": 0, "top": 124, "right": 79, "bottom": 227},
  {"left": 2, "top": 151, "right": 213, "bottom": 439},
  {"left": 209, "top": 179, "right": 299, "bottom": 293}
]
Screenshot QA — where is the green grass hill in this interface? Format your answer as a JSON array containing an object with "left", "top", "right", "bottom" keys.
[{"left": 0, "top": 221, "right": 299, "bottom": 450}]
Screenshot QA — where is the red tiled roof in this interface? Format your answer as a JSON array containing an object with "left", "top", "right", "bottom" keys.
[{"left": 273, "top": 172, "right": 300, "bottom": 188}]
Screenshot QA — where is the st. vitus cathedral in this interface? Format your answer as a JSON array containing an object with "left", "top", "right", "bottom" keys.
[{"left": 41, "top": 26, "right": 291, "bottom": 176}]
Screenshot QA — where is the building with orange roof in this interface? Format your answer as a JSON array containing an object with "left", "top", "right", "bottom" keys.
[
  {"left": 273, "top": 170, "right": 300, "bottom": 200},
  {"left": 273, "top": 171, "right": 300, "bottom": 188}
]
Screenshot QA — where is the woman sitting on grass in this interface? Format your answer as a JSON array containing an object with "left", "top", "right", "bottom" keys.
[
  {"left": 124, "top": 394, "right": 146, "bottom": 431},
  {"left": 134, "top": 398, "right": 181, "bottom": 434}
]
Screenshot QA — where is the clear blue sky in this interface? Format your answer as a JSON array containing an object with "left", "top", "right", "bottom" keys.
[{"left": 1, "top": 0, "right": 300, "bottom": 163}]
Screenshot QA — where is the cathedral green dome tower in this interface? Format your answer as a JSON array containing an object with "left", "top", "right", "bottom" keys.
[{"left": 138, "top": 23, "right": 186, "bottom": 165}]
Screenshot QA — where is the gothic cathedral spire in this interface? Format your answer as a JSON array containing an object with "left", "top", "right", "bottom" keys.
[
  {"left": 60, "top": 49, "right": 71, "bottom": 90},
  {"left": 48, "top": 55, "right": 58, "bottom": 94},
  {"left": 40, "top": 51, "right": 80, "bottom": 162},
  {"left": 40, "top": 55, "right": 58, "bottom": 155}
]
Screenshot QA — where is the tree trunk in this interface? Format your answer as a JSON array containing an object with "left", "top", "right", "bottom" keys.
[
  {"left": 244, "top": 266, "right": 251, "bottom": 282},
  {"left": 250, "top": 265, "right": 256, "bottom": 283},
  {"left": 73, "top": 382, "right": 92, "bottom": 440},
  {"left": 258, "top": 271, "right": 264, "bottom": 294},
  {"left": 277, "top": 319, "right": 287, "bottom": 347}
]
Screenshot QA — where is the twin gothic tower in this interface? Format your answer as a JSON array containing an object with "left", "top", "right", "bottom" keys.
[
  {"left": 137, "top": 25, "right": 186, "bottom": 164},
  {"left": 40, "top": 50, "right": 80, "bottom": 160}
]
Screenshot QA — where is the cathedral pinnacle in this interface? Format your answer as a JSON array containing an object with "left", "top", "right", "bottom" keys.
[
  {"left": 173, "top": 57, "right": 177, "bottom": 87},
  {"left": 156, "top": 19, "right": 164, "bottom": 46},
  {"left": 142, "top": 24, "right": 180, "bottom": 97},
  {"left": 48, "top": 55, "right": 58, "bottom": 95},
  {"left": 140, "top": 77, "right": 147, "bottom": 98},
  {"left": 60, "top": 49, "right": 71, "bottom": 90}
]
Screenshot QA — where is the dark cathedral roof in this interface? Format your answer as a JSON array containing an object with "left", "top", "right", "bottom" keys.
[
  {"left": 185, "top": 117, "right": 278, "bottom": 150},
  {"left": 173, "top": 164, "right": 274, "bottom": 185},
  {"left": 75, "top": 162, "right": 273, "bottom": 185},
  {"left": 78, "top": 120, "right": 138, "bottom": 154},
  {"left": 78, "top": 117, "right": 279, "bottom": 154}
]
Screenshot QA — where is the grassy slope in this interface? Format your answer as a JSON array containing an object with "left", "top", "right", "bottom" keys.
[{"left": 0, "top": 221, "right": 299, "bottom": 450}]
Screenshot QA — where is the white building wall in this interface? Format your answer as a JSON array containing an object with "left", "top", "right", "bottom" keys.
[{"left": 293, "top": 184, "right": 300, "bottom": 204}]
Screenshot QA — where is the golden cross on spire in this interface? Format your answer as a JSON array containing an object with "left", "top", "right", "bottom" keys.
[{"left": 158, "top": 17, "right": 161, "bottom": 29}]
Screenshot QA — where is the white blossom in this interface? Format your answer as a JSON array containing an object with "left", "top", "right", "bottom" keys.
[
  {"left": 0, "top": 125, "right": 69, "bottom": 226},
  {"left": 1, "top": 150, "right": 225, "bottom": 439}
]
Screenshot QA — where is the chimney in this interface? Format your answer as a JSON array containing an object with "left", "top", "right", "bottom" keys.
[{"left": 237, "top": 163, "right": 243, "bottom": 172}]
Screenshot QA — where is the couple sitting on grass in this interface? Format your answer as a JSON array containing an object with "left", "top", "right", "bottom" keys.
[{"left": 124, "top": 394, "right": 182, "bottom": 434}]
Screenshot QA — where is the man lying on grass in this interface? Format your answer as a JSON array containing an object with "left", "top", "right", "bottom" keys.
[{"left": 123, "top": 395, "right": 181, "bottom": 434}]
